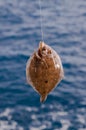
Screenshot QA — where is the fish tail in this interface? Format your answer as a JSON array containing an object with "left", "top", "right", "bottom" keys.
[{"left": 40, "top": 94, "right": 47, "bottom": 103}]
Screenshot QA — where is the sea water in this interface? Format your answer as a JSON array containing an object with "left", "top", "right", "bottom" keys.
[{"left": 0, "top": 0, "right": 86, "bottom": 130}]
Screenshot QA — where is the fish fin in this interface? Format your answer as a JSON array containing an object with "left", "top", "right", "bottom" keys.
[{"left": 40, "top": 95, "right": 47, "bottom": 103}]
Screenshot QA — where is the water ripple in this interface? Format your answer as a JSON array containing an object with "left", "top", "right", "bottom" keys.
[{"left": 0, "top": 0, "right": 86, "bottom": 130}]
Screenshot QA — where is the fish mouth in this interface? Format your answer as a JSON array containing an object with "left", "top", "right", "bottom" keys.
[
  {"left": 35, "top": 41, "right": 52, "bottom": 59},
  {"left": 39, "top": 41, "right": 46, "bottom": 52},
  {"left": 39, "top": 41, "right": 45, "bottom": 50},
  {"left": 35, "top": 41, "right": 45, "bottom": 59},
  {"left": 39, "top": 41, "right": 48, "bottom": 56},
  {"left": 39, "top": 41, "right": 52, "bottom": 55}
]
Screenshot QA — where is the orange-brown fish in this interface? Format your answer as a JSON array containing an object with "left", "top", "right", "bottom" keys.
[{"left": 26, "top": 41, "right": 64, "bottom": 102}]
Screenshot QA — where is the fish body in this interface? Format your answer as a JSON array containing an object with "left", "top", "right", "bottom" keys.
[{"left": 26, "top": 41, "right": 64, "bottom": 102}]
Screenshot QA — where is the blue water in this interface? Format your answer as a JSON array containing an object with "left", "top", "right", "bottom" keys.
[{"left": 0, "top": 0, "right": 86, "bottom": 130}]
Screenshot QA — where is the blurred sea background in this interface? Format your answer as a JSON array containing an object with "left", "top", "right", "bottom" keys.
[{"left": 0, "top": 0, "right": 86, "bottom": 130}]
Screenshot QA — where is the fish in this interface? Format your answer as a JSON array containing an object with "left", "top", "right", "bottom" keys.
[{"left": 26, "top": 41, "right": 64, "bottom": 102}]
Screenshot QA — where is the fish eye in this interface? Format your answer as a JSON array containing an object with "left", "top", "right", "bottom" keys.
[
  {"left": 42, "top": 47, "right": 46, "bottom": 51},
  {"left": 38, "top": 49, "right": 42, "bottom": 57}
]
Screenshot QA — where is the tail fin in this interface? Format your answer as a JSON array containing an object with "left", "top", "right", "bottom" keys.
[{"left": 40, "top": 95, "right": 47, "bottom": 103}]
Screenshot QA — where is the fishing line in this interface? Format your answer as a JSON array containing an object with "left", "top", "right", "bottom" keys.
[{"left": 38, "top": 0, "right": 44, "bottom": 42}]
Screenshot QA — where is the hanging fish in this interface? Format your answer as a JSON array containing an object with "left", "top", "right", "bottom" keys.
[{"left": 26, "top": 41, "right": 64, "bottom": 102}]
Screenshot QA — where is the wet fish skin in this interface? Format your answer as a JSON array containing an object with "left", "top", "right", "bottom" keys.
[{"left": 26, "top": 41, "right": 64, "bottom": 102}]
